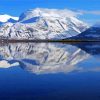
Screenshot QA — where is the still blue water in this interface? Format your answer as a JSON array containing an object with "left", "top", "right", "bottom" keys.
[{"left": 0, "top": 42, "right": 100, "bottom": 100}]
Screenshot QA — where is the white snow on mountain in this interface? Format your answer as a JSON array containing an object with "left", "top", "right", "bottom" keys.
[
  {"left": 19, "top": 8, "right": 80, "bottom": 21},
  {"left": 0, "top": 14, "right": 19, "bottom": 23},
  {"left": 0, "top": 8, "right": 88, "bottom": 40}
]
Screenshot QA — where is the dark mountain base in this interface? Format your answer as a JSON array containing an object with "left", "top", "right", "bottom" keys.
[{"left": 0, "top": 39, "right": 100, "bottom": 43}]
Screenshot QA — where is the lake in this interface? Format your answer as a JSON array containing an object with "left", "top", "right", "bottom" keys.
[{"left": 0, "top": 42, "right": 100, "bottom": 100}]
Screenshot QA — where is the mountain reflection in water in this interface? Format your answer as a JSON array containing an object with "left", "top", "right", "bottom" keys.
[{"left": 0, "top": 42, "right": 100, "bottom": 74}]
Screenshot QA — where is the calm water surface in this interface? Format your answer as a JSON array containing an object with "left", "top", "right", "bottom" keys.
[{"left": 0, "top": 42, "right": 100, "bottom": 100}]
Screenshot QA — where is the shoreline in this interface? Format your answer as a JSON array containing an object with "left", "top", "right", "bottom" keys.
[{"left": 0, "top": 39, "right": 100, "bottom": 43}]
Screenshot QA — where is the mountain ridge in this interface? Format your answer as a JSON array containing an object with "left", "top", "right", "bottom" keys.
[
  {"left": 69, "top": 24, "right": 100, "bottom": 40},
  {"left": 0, "top": 8, "right": 88, "bottom": 40}
]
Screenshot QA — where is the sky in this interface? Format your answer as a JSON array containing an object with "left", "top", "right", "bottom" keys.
[{"left": 0, "top": 0, "right": 100, "bottom": 25}]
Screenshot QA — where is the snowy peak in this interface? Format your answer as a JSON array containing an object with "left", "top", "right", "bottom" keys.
[
  {"left": 0, "top": 14, "right": 19, "bottom": 23},
  {"left": 19, "top": 8, "right": 79, "bottom": 22}
]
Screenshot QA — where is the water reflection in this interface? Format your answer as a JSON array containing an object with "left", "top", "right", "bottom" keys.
[
  {"left": 73, "top": 42, "right": 100, "bottom": 55},
  {"left": 0, "top": 42, "right": 100, "bottom": 74}
]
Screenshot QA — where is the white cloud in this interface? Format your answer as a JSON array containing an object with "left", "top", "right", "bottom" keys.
[{"left": 77, "top": 10, "right": 100, "bottom": 15}]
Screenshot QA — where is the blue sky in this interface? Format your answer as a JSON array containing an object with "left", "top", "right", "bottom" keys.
[{"left": 0, "top": 0, "right": 100, "bottom": 24}]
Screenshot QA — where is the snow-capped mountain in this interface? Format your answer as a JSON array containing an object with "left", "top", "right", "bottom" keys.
[
  {"left": 71, "top": 23, "right": 100, "bottom": 40},
  {"left": 0, "top": 8, "right": 88, "bottom": 40},
  {"left": 0, "top": 14, "right": 18, "bottom": 23}
]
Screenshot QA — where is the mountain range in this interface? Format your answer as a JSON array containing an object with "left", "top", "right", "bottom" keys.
[
  {"left": 70, "top": 24, "right": 100, "bottom": 40},
  {"left": 0, "top": 8, "right": 88, "bottom": 40}
]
